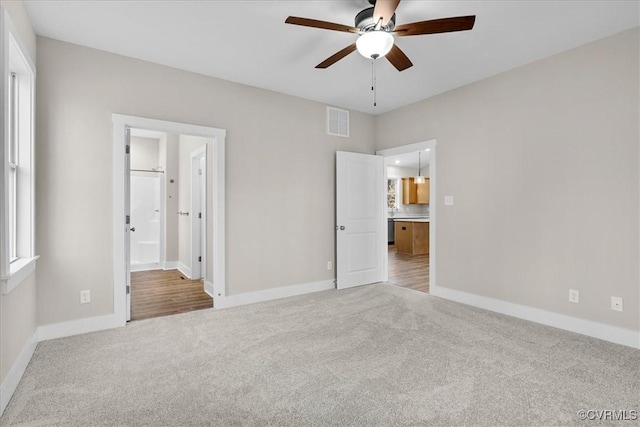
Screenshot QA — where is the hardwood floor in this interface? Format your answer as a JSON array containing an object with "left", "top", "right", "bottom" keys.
[
  {"left": 387, "top": 244, "right": 429, "bottom": 293},
  {"left": 131, "top": 250, "right": 425, "bottom": 321},
  {"left": 130, "top": 269, "right": 213, "bottom": 321}
]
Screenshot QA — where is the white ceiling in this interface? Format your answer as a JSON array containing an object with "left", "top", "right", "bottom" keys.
[
  {"left": 24, "top": 1, "right": 639, "bottom": 115},
  {"left": 386, "top": 149, "right": 430, "bottom": 169}
]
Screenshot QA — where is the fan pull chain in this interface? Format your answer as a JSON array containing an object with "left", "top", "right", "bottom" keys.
[
  {"left": 371, "top": 59, "right": 377, "bottom": 107},
  {"left": 371, "top": 60, "right": 374, "bottom": 92}
]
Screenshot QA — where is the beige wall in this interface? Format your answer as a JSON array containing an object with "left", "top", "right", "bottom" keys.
[
  {"left": 35, "top": 36, "right": 376, "bottom": 325},
  {"left": 162, "top": 133, "right": 179, "bottom": 263},
  {"left": 376, "top": 28, "right": 639, "bottom": 331},
  {"left": 0, "top": 272, "right": 36, "bottom": 382},
  {"left": 0, "top": 0, "right": 37, "bottom": 385}
]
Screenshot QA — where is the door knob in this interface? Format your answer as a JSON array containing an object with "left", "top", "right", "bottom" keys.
[
  {"left": 339, "top": 226, "right": 345, "bottom": 230},
  {"left": 130, "top": 227, "right": 136, "bottom": 232}
]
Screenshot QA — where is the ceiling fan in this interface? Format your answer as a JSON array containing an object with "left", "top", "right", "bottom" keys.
[{"left": 285, "top": 0, "right": 475, "bottom": 72}]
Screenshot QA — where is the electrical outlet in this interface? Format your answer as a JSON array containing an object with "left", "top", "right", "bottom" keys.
[
  {"left": 611, "top": 296, "right": 623, "bottom": 312},
  {"left": 80, "top": 290, "right": 91, "bottom": 304},
  {"left": 569, "top": 289, "right": 579, "bottom": 303},
  {"left": 444, "top": 195, "right": 454, "bottom": 206},
  {"left": 327, "top": 261, "right": 333, "bottom": 270}
]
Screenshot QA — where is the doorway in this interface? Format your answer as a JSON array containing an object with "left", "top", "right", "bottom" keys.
[
  {"left": 112, "top": 114, "right": 226, "bottom": 324},
  {"left": 376, "top": 140, "right": 436, "bottom": 294},
  {"left": 126, "top": 129, "right": 213, "bottom": 320}
]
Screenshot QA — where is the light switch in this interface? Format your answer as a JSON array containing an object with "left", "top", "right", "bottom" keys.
[{"left": 444, "top": 195, "right": 454, "bottom": 206}]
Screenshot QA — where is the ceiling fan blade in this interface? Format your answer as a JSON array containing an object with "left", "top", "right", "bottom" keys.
[
  {"left": 373, "top": 0, "right": 401, "bottom": 27},
  {"left": 285, "top": 16, "right": 358, "bottom": 34},
  {"left": 395, "top": 15, "right": 476, "bottom": 36},
  {"left": 316, "top": 43, "right": 358, "bottom": 69},
  {"left": 386, "top": 44, "right": 413, "bottom": 71}
]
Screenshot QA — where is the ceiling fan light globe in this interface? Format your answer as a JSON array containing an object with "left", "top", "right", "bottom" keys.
[{"left": 356, "top": 31, "right": 394, "bottom": 59}]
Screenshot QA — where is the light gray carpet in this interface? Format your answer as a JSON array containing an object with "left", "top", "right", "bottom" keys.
[{"left": 2, "top": 284, "right": 639, "bottom": 426}]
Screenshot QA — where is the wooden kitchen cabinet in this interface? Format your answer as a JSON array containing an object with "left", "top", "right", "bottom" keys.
[
  {"left": 402, "top": 177, "right": 430, "bottom": 204},
  {"left": 394, "top": 221, "right": 429, "bottom": 255}
]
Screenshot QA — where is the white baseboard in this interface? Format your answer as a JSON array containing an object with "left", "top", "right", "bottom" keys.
[
  {"left": 430, "top": 286, "right": 640, "bottom": 349},
  {"left": 130, "top": 262, "right": 161, "bottom": 272},
  {"left": 37, "top": 314, "right": 124, "bottom": 342},
  {"left": 163, "top": 261, "right": 178, "bottom": 270},
  {"left": 177, "top": 262, "right": 191, "bottom": 279},
  {"left": 0, "top": 329, "right": 38, "bottom": 416},
  {"left": 215, "top": 280, "right": 335, "bottom": 309},
  {"left": 204, "top": 280, "right": 214, "bottom": 298}
]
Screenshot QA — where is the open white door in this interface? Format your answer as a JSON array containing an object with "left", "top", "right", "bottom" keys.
[
  {"left": 124, "top": 127, "right": 131, "bottom": 321},
  {"left": 336, "top": 151, "right": 385, "bottom": 289},
  {"left": 190, "top": 146, "right": 206, "bottom": 279}
]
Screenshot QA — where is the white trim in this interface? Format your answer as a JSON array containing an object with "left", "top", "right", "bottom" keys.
[
  {"left": 212, "top": 129, "right": 225, "bottom": 299},
  {"left": 215, "top": 280, "right": 335, "bottom": 309},
  {"left": 0, "top": 329, "right": 37, "bottom": 416},
  {"left": 1, "top": 255, "right": 38, "bottom": 294},
  {"left": 113, "top": 114, "right": 226, "bottom": 324},
  {"left": 177, "top": 261, "right": 192, "bottom": 279},
  {"left": 377, "top": 140, "right": 436, "bottom": 290},
  {"left": 204, "top": 280, "right": 214, "bottom": 298},
  {"left": 163, "top": 261, "right": 178, "bottom": 270},
  {"left": 431, "top": 286, "right": 640, "bottom": 349},
  {"left": 37, "top": 314, "right": 123, "bottom": 342}
]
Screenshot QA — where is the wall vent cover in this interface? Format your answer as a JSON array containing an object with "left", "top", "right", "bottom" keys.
[{"left": 326, "top": 107, "right": 349, "bottom": 138}]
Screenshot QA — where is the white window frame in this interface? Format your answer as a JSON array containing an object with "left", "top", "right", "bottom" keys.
[
  {"left": 1, "top": 8, "right": 38, "bottom": 294},
  {"left": 8, "top": 71, "right": 17, "bottom": 263}
]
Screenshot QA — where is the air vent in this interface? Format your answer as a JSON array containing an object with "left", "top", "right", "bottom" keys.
[{"left": 326, "top": 107, "right": 349, "bottom": 138}]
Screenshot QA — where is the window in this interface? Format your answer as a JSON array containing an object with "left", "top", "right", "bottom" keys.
[
  {"left": 1, "top": 11, "right": 37, "bottom": 294},
  {"left": 387, "top": 179, "right": 397, "bottom": 209}
]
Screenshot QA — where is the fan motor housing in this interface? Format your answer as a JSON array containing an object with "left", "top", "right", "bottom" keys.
[{"left": 355, "top": 7, "right": 396, "bottom": 32}]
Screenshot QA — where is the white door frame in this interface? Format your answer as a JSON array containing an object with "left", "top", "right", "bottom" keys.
[
  {"left": 112, "top": 114, "right": 226, "bottom": 324},
  {"left": 376, "top": 139, "right": 437, "bottom": 293},
  {"left": 124, "top": 128, "right": 131, "bottom": 321},
  {"left": 190, "top": 145, "right": 206, "bottom": 280}
]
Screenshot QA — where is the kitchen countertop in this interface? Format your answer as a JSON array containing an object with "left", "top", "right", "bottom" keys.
[{"left": 393, "top": 218, "right": 430, "bottom": 223}]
